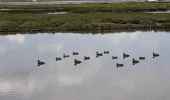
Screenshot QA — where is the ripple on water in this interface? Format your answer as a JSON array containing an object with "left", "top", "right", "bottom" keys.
[{"left": 46, "top": 12, "right": 69, "bottom": 15}]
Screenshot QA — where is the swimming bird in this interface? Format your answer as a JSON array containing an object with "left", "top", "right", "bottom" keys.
[
  {"left": 37, "top": 60, "right": 45, "bottom": 66},
  {"left": 153, "top": 52, "right": 159, "bottom": 58},
  {"left": 63, "top": 54, "right": 69, "bottom": 58},
  {"left": 116, "top": 63, "right": 124, "bottom": 68},
  {"left": 84, "top": 56, "right": 90, "bottom": 61},
  {"left": 73, "top": 52, "right": 79, "bottom": 56},
  {"left": 104, "top": 51, "right": 109, "bottom": 54},
  {"left": 139, "top": 57, "right": 145, "bottom": 60},
  {"left": 74, "top": 59, "right": 82, "bottom": 66},
  {"left": 123, "top": 53, "right": 130, "bottom": 59},
  {"left": 132, "top": 58, "right": 140, "bottom": 65},
  {"left": 56, "top": 57, "right": 61, "bottom": 61},
  {"left": 112, "top": 56, "right": 118, "bottom": 60},
  {"left": 96, "top": 52, "right": 103, "bottom": 58}
]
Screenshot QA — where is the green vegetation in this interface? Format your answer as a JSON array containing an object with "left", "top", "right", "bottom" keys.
[
  {"left": 0, "top": 2, "right": 170, "bottom": 32},
  {"left": 0, "top": 12, "right": 170, "bottom": 31}
]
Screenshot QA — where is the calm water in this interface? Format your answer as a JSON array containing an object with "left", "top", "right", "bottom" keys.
[
  {"left": 0, "top": 31, "right": 170, "bottom": 100},
  {"left": 46, "top": 12, "right": 69, "bottom": 14},
  {"left": 0, "top": 0, "right": 144, "bottom": 5},
  {"left": 146, "top": 10, "right": 170, "bottom": 14}
]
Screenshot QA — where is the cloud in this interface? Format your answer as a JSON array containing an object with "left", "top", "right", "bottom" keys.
[
  {"left": 57, "top": 75, "right": 82, "bottom": 86},
  {"left": 38, "top": 43, "right": 63, "bottom": 53},
  {"left": 0, "top": 46, "right": 6, "bottom": 54},
  {"left": 0, "top": 80, "right": 31, "bottom": 94},
  {"left": 6, "top": 34, "right": 26, "bottom": 45}
]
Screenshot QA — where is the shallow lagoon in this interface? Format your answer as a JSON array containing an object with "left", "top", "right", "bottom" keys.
[
  {"left": 0, "top": 31, "right": 170, "bottom": 100},
  {"left": 0, "top": 1, "right": 140, "bottom": 5}
]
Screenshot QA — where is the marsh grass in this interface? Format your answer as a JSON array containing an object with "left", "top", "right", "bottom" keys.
[
  {"left": 0, "top": 12, "right": 170, "bottom": 31},
  {"left": 0, "top": 2, "right": 170, "bottom": 32}
]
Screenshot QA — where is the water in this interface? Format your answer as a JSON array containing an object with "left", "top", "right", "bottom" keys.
[
  {"left": 0, "top": 1, "right": 114, "bottom": 5},
  {"left": 0, "top": 0, "right": 146, "bottom": 5},
  {"left": 0, "top": 9, "right": 11, "bottom": 11},
  {"left": 46, "top": 12, "right": 69, "bottom": 14},
  {"left": 145, "top": 10, "right": 170, "bottom": 14},
  {"left": 0, "top": 31, "right": 170, "bottom": 100},
  {"left": 0, "top": 0, "right": 169, "bottom": 5}
]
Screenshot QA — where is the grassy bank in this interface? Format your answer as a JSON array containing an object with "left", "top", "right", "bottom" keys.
[
  {"left": 0, "top": 2, "right": 170, "bottom": 32},
  {"left": 0, "top": 12, "right": 170, "bottom": 31}
]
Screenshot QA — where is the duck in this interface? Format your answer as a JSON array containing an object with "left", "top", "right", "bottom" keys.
[
  {"left": 73, "top": 52, "right": 79, "bottom": 56},
  {"left": 56, "top": 57, "right": 61, "bottom": 61},
  {"left": 116, "top": 63, "right": 124, "bottom": 68},
  {"left": 96, "top": 52, "right": 103, "bottom": 58},
  {"left": 37, "top": 60, "right": 45, "bottom": 66},
  {"left": 84, "top": 56, "right": 90, "bottom": 61},
  {"left": 139, "top": 57, "right": 145, "bottom": 60},
  {"left": 104, "top": 51, "right": 109, "bottom": 54},
  {"left": 123, "top": 53, "right": 130, "bottom": 59},
  {"left": 112, "top": 56, "right": 118, "bottom": 60},
  {"left": 74, "top": 59, "right": 82, "bottom": 66},
  {"left": 63, "top": 54, "right": 69, "bottom": 58},
  {"left": 132, "top": 58, "right": 140, "bottom": 65},
  {"left": 153, "top": 52, "right": 159, "bottom": 58}
]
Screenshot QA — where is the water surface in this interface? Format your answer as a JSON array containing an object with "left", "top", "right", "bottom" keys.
[
  {"left": 0, "top": 31, "right": 170, "bottom": 100},
  {"left": 0, "top": 0, "right": 144, "bottom": 5},
  {"left": 46, "top": 11, "right": 68, "bottom": 14},
  {"left": 145, "top": 10, "right": 170, "bottom": 14}
]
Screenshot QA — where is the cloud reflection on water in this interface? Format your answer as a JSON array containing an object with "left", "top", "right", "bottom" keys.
[
  {"left": 6, "top": 34, "right": 26, "bottom": 45},
  {"left": 0, "top": 31, "right": 170, "bottom": 100}
]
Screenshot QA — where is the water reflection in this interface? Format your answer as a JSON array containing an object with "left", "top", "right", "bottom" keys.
[
  {"left": 6, "top": 34, "right": 26, "bottom": 45},
  {"left": 46, "top": 12, "right": 69, "bottom": 15},
  {"left": 0, "top": 31, "right": 170, "bottom": 100},
  {"left": 145, "top": 10, "right": 170, "bottom": 14},
  {"left": 0, "top": 9, "right": 11, "bottom": 11},
  {"left": 0, "top": 1, "right": 139, "bottom": 5}
]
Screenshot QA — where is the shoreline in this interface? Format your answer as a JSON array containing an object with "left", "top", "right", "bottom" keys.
[{"left": 0, "top": 27, "right": 170, "bottom": 34}]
